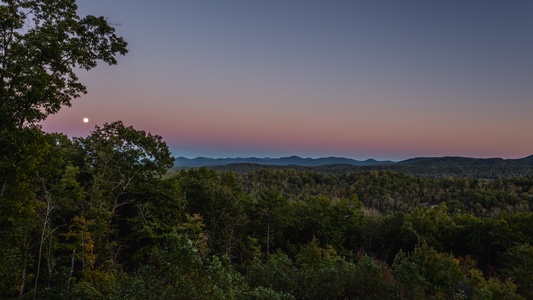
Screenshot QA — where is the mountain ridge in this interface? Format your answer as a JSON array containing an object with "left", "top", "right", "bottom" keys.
[
  {"left": 174, "top": 155, "right": 533, "bottom": 177},
  {"left": 396, "top": 155, "right": 531, "bottom": 166},
  {"left": 174, "top": 156, "right": 395, "bottom": 168},
  {"left": 174, "top": 155, "right": 533, "bottom": 167}
]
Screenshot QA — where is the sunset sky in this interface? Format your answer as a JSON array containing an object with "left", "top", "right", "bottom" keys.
[{"left": 40, "top": 0, "right": 533, "bottom": 161}]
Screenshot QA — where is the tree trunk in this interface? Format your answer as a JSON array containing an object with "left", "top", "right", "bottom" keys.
[{"left": 0, "top": 177, "right": 6, "bottom": 196}]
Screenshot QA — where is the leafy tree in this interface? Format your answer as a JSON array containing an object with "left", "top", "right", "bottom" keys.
[
  {"left": 73, "top": 121, "right": 173, "bottom": 268},
  {"left": 176, "top": 168, "right": 250, "bottom": 261},
  {"left": 119, "top": 233, "right": 249, "bottom": 300},
  {"left": 247, "top": 250, "right": 298, "bottom": 294},
  {"left": 392, "top": 250, "right": 427, "bottom": 299},
  {"left": 75, "top": 121, "right": 173, "bottom": 212},
  {"left": 250, "top": 188, "right": 290, "bottom": 254},
  {"left": 293, "top": 238, "right": 397, "bottom": 300},
  {"left": 503, "top": 244, "right": 533, "bottom": 298},
  {"left": 0, "top": 126, "right": 49, "bottom": 297},
  {"left": 0, "top": 3, "right": 127, "bottom": 293},
  {"left": 0, "top": 0, "right": 127, "bottom": 130},
  {"left": 394, "top": 243, "right": 466, "bottom": 299},
  {"left": 405, "top": 203, "right": 458, "bottom": 252}
]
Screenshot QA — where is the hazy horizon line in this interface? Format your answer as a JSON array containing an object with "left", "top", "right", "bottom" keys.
[{"left": 173, "top": 153, "right": 533, "bottom": 161}]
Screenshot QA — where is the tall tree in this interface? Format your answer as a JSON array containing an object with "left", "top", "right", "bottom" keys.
[
  {"left": 0, "top": 127, "right": 54, "bottom": 296},
  {"left": 0, "top": 0, "right": 128, "bottom": 130},
  {"left": 0, "top": 0, "right": 128, "bottom": 206},
  {"left": 74, "top": 121, "right": 173, "bottom": 268}
]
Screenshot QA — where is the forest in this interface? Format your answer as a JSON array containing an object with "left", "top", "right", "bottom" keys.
[
  {"left": 1, "top": 124, "right": 532, "bottom": 299},
  {"left": 1, "top": 1, "right": 532, "bottom": 299}
]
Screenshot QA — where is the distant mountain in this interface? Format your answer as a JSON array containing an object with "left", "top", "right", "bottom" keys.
[
  {"left": 173, "top": 155, "right": 533, "bottom": 178},
  {"left": 396, "top": 156, "right": 532, "bottom": 167},
  {"left": 523, "top": 154, "right": 533, "bottom": 161},
  {"left": 174, "top": 156, "right": 394, "bottom": 168},
  {"left": 387, "top": 156, "right": 533, "bottom": 178},
  {"left": 199, "top": 155, "right": 533, "bottom": 178}
]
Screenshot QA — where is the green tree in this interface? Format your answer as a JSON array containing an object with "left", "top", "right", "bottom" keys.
[
  {"left": 394, "top": 243, "right": 466, "bottom": 299},
  {"left": 247, "top": 250, "right": 297, "bottom": 294},
  {"left": 251, "top": 188, "right": 290, "bottom": 254},
  {"left": 503, "top": 244, "right": 533, "bottom": 298},
  {"left": 405, "top": 203, "right": 458, "bottom": 253},
  {"left": 118, "top": 233, "right": 249, "bottom": 300},
  {"left": 0, "top": 127, "right": 49, "bottom": 297},
  {"left": 176, "top": 168, "right": 250, "bottom": 262},
  {"left": 73, "top": 121, "right": 173, "bottom": 269},
  {"left": 0, "top": 0, "right": 127, "bottom": 130}
]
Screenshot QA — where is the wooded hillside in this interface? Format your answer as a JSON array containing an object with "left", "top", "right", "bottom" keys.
[{"left": 2, "top": 137, "right": 532, "bottom": 298}]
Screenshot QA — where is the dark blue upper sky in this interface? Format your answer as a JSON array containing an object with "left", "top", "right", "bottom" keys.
[{"left": 42, "top": 0, "right": 533, "bottom": 160}]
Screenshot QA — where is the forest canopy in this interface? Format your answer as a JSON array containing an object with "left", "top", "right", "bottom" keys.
[{"left": 1, "top": 1, "right": 531, "bottom": 299}]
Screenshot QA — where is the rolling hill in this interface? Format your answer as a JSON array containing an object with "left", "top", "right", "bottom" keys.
[
  {"left": 173, "top": 154, "right": 533, "bottom": 178},
  {"left": 174, "top": 156, "right": 394, "bottom": 168}
]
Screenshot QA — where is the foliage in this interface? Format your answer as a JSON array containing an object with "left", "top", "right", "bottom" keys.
[
  {"left": 237, "top": 169, "right": 533, "bottom": 216},
  {"left": 1, "top": 1, "right": 532, "bottom": 298},
  {"left": 503, "top": 244, "right": 533, "bottom": 298},
  {"left": 1, "top": 130, "right": 531, "bottom": 298},
  {"left": 0, "top": 0, "right": 127, "bottom": 129}
]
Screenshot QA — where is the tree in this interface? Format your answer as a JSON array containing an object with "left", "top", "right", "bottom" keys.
[
  {"left": 252, "top": 188, "right": 289, "bottom": 254},
  {"left": 176, "top": 168, "right": 250, "bottom": 261},
  {"left": 503, "top": 244, "right": 533, "bottom": 298},
  {"left": 76, "top": 121, "right": 173, "bottom": 215},
  {"left": 0, "top": 0, "right": 128, "bottom": 130},
  {"left": 73, "top": 121, "right": 174, "bottom": 268},
  {"left": 0, "top": 126, "right": 49, "bottom": 297},
  {"left": 119, "top": 233, "right": 250, "bottom": 300}
]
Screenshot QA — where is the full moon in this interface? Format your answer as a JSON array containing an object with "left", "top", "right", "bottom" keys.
[{"left": 83, "top": 117, "right": 89, "bottom": 123}]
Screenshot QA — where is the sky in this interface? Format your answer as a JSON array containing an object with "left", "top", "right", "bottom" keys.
[{"left": 40, "top": 0, "right": 533, "bottom": 161}]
